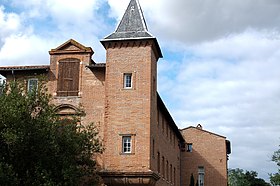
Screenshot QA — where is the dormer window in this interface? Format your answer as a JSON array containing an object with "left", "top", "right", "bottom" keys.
[{"left": 57, "top": 58, "right": 80, "bottom": 96}]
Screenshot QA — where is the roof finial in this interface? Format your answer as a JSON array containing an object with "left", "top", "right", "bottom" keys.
[{"left": 196, "top": 124, "right": 203, "bottom": 129}]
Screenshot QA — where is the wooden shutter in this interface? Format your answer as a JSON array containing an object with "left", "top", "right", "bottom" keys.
[{"left": 57, "top": 58, "right": 80, "bottom": 96}]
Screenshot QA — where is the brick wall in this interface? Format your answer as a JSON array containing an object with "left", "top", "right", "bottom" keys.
[
  {"left": 103, "top": 40, "right": 154, "bottom": 172},
  {"left": 181, "top": 126, "right": 228, "bottom": 186}
]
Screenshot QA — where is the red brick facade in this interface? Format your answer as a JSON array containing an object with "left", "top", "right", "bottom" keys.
[{"left": 181, "top": 125, "right": 231, "bottom": 186}]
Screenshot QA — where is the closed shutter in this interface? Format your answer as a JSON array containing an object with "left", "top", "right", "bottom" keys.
[{"left": 57, "top": 58, "right": 80, "bottom": 96}]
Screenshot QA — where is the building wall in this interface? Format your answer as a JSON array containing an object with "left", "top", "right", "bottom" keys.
[
  {"left": 151, "top": 107, "right": 181, "bottom": 186},
  {"left": 48, "top": 51, "right": 106, "bottom": 134},
  {"left": 103, "top": 40, "right": 156, "bottom": 172},
  {"left": 180, "top": 127, "right": 228, "bottom": 186},
  {"left": 48, "top": 49, "right": 106, "bottom": 168}
]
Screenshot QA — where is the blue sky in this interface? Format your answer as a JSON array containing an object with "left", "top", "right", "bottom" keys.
[{"left": 1, "top": 0, "right": 280, "bottom": 181}]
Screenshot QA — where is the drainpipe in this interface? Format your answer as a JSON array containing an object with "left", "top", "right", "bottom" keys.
[{"left": 12, "top": 70, "right": 15, "bottom": 81}]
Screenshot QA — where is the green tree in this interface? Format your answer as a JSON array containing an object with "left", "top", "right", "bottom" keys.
[
  {"left": 0, "top": 80, "right": 103, "bottom": 186},
  {"left": 270, "top": 146, "right": 280, "bottom": 186},
  {"left": 189, "top": 173, "right": 195, "bottom": 186},
  {"left": 228, "top": 168, "right": 270, "bottom": 186}
]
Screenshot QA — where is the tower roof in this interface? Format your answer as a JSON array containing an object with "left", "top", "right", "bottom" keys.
[
  {"left": 101, "top": 0, "right": 162, "bottom": 58},
  {"left": 103, "top": 0, "right": 153, "bottom": 40}
]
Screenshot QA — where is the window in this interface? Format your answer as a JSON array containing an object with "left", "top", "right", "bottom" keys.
[
  {"left": 157, "top": 108, "right": 160, "bottom": 127},
  {"left": 0, "top": 79, "right": 5, "bottom": 95},
  {"left": 174, "top": 168, "right": 176, "bottom": 185},
  {"left": 122, "top": 136, "right": 132, "bottom": 153},
  {"left": 57, "top": 58, "right": 80, "bottom": 96},
  {"left": 152, "top": 139, "right": 155, "bottom": 158},
  {"left": 198, "top": 166, "right": 205, "bottom": 186},
  {"left": 28, "top": 78, "right": 38, "bottom": 92},
  {"left": 187, "top": 143, "right": 193, "bottom": 152},
  {"left": 124, "top": 73, "right": 132, "bottom": 89},
  {"left": 162, "top": 118, "right": 165, "bottom": 133},
  {"left": 157, "top": 152, "right": 160, "bottom": 173},
  {"left": 170, "top": 164, "right": 173, "bottom": 183},
  {"left": 166, "top": 160, "right": 169, "bottom": 181},
  {"left": 162, "top": 156, "right": 165, "bottom": 178}
]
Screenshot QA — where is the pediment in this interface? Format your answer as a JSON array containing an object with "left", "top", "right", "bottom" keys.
[{"left": 49, "top": 39, "right": 93, "bottom": 54}]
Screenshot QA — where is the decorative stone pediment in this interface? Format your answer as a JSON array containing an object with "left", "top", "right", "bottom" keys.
[{"left": 49, "top": 39, "right": 93, "bottom": 55}]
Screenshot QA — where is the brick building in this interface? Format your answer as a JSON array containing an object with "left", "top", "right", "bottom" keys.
[
  {"left": 0, "top": 0, "right": 230, "bottom": 185},
  {"left": 181, "top": 125, "right": 231, "bottom": 186}
]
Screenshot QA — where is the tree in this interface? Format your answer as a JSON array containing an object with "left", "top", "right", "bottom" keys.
[
  {"left": 270, "top": 146, "right": 280, "bottom": 186},
  {"left": 0, "top": 80, "right": 103, "bottom": 186},
  {"left": 189, "top": 173, "right": 195, "bottom": 186},
  {"left": 228, "top": 168, "right": 270, "bottom": 186}
]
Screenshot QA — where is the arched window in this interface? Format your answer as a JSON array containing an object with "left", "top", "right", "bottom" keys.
[
  {"left": 55, "top": 104, "right": 81, "bottom": 128},
  {"left": 55, "top": 104, "right": 79, "bottom": 115}
]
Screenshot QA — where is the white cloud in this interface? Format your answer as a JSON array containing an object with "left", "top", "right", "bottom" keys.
[
  {"left": 0, "top": 6, "right": 22, "bottom": 43},
  {"left": 0, "top": 34, "right": 53, "bottom": 66},
  {"left": 0, "top": 0, "right": 109, "bottom": 66},
  {"left": 158, "top": 30, "right": 280, "bottom": 180}
]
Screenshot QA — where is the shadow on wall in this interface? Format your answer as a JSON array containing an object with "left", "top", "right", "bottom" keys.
[{"left": 181, "top": 148, "right": 227, "bottom": 186}]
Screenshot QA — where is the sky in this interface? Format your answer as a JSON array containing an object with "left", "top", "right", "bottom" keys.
[{"left": 1, "top": 0, "right": 280, "bottom": 182}]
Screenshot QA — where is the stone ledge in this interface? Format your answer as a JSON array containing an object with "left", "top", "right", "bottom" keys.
[{"left": 99, "top": 171, "right": 160, "bottom": 186}]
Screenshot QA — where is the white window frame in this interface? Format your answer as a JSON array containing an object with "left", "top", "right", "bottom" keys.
[
  {"left": 198, "top": 166, "right": 205, "bottom": 186},
  {"left": 122, "top": 136, "right": 132, "bottom": 153},
  {"left": 28, "top": 78, "right": 38, "bottom": 92},
  {"left": 187, "top": 143, "right": 193, "bottom": 152},
  {"left": 124, "top": 73, "right": 132, "bottom": 89}
]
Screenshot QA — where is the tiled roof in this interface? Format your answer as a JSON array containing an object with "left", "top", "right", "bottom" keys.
[
  {"left": 87, "top": 63, "right": 106, "bottom": 68},
  {"left": 0, "top": 65, "right": 50, "bottom": 71},
  {"left": 180, "top": 126, "right": 226, "bottom": 139},
  {"left": 101, "top": 0, "right": 162, "bottom": 58},
  {"left": 103, "top": 0, "right": 153, "bottom": 40},
  {"left": 157, "top": 93, "right": 185, "bottom": 143}
]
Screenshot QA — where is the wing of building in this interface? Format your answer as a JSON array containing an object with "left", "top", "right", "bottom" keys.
[{"left": 0, "top": 0, "right": 231, "bottom": 185}]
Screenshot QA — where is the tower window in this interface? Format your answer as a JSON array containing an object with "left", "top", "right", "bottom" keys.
[
  {"left": 124, "top": 73, "right": 132, "bottom": 89},
  {"left": 28, "top": 78, "right": 38, "bottom": 92},
  {"left": 122, "top": 136, "right": 132, "bottom": 153}
]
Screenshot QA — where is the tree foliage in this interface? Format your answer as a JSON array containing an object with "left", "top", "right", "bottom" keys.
[
  {"left": 189, "top": 173, "right": 195, "bottom": 186},
  {"left": 270, "top": 146, "right": 280, "bottom": 186},
  {"left": 0, "top": 80, "right": 103, "bottom": 186},
  {"left": 228, "top": 168, "right": 270, "bottom": 186}
]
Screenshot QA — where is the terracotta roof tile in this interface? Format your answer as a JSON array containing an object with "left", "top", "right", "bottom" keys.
[{"left": 0, "top": 65, "right": 50, "bottom": 71}]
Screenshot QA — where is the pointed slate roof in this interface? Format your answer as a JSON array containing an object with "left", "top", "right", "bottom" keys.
[
  {"left": 103, "top": 0, "right": 153, "bottom": 40},
  {"left": 101, "top": 0, "right": 162, "bottom": 58}
]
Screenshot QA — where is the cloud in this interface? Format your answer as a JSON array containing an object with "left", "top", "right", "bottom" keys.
[
  {"left": 0, "top": 34, "right": 53, "bottom": 66},
  {"left": 0, "top": 0, "right": 110, "bottom": 66},
  {"left": 0, "top": 6, "right": 22, "bottom": 44},
  {"left": 157, "top": 30, "right": 280, "bottom": 180},
  {"left": 108, "top": 0, "right": 280, "bottom": 43},
  {"left": 150, "top": 0, "right": 280, "bottom": 43}
]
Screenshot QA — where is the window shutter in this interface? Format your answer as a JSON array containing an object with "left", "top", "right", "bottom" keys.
[{"left": 57, "top": 58, "right": 80, "bottom": 96}]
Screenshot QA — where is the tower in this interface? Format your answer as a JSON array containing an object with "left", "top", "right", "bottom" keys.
[{"left": 100, "top": 0, "right": 162, "bottom": 185}]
